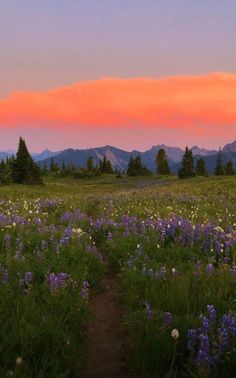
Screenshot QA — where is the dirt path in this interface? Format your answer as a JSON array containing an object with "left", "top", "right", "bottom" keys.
[{"left": 85, "top": 273, "right": 136, "bottom": 378}]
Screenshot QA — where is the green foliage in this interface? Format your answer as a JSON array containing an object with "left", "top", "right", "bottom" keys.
[
  {"left": 127, "top": 155, "right": 152, "bottom": 176},
  {"left": 195, "top": 158, "right": 208, "bottom": 176},
  {"left": 11, "top": 137, "right": 43, "bottom": 185},
  {"left": 87, "top": 156, "right": 95, "bottom": 172},
  {"left": 0, "top": 176, "right": 235, "bottom": 376},
  {"left": 178, "top": 147, "right": 195, "bottom": 179},
  {"left": 214, "top": 148, "right": 224, "bottom": 176},
  {"left": 224, "top": 160, "right": 235, "bottom": 176},
  {"left": 99, "top": 156, "right": 114, "bottom": 174},
  {"left": 156, "top": 148, "right": 171, "bottom": 175},
  {"left": 0, "top": 158, "right": 14, "bottom": 185}
]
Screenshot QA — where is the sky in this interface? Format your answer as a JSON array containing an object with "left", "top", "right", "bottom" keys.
[{"left": 0, "top": 0, "right": 236, "bottom": 152}]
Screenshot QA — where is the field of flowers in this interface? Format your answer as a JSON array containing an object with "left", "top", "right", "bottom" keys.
[{"left": 0, "top": 176, "right": 236, "bottom": 377}]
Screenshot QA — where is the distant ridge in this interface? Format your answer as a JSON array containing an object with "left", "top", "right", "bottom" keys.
[
  {"left": 1, "top": 141, "right": 235, "bottom": 174},
  {"left": 36, "top": 141, "right": 235, "bottom": 174}
]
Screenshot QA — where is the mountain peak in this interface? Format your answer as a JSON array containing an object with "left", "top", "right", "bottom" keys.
[{"left": 222, "top": 140, "right": 236, "bottom": 153}]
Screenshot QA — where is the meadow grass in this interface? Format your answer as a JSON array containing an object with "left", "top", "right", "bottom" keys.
[{"left": 0, "top": 175, "right": 235, "bottom": 377}]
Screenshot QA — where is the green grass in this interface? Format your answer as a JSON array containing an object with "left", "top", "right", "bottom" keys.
[{"left": 0, "top": 175, "right": 235, "bottom": 377}]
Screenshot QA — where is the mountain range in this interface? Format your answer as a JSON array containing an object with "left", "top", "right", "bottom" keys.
[{"left": 1, "top": 141, "right": 236, "bottom": 174}]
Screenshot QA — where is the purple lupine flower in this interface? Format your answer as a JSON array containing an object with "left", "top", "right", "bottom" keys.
[
  {"left": 196, "top": 334, "right": 211, "bottom": 368},
  {"left": 2, "top": 270, "right": 9, "bottom": 284},
  {"left": 187, "top": 329, "right": 197, "bottom": 352},
  {"left": 80, "top": 281, "right": 90, "bottom": 299},
  {"left": 4, "top": 234, "right": 11, "bottom": 242},
  {"left": 48, "top": 272, "right": 69, "bottom": 292},
  {"left": 18, "top": 272, "right": 33, "bottom": 287},
  {"left": 206, "top": 264, "right": 214, "bottom": 275},
  {"left": 24, "top": 272, "right": 33, "bottom": 286},
  {"left": 144, "top": 301, "right": 153, "bottom": 320},
  {"left": 207, "top": 305, "right": 216, "bottom": 324},
  {"left": 163, "top": 312, "right": 172, "bottom": 326}
]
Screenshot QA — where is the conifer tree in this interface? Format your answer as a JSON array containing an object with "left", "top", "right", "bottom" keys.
[
  {"left": 195, "top": 158, "right": 208, "bottom": 176},
  {"left": 156, "top": 149, "right": 171, "bottom": 175},
  {"left": 224, "top": 160, "right": 235, "bottom": 175},
  {"left": 87, "top": 156, "right": 94, "bottom": 172},
  {"left": 214, "top": 149, "right": 224, "bottom": 176},
  {"left": 100, "top": 156, "right": 114, "bottom": 174},
  {"left": 178, "top": 147, "right": 195, "bottom": 179},
  {"left": 127, "top": 155, "right": 151, "bottom": 176},
  {"left": 12, "top": 137, "right": 31, "bottom": 183},
  {"left": 12, "top": 137, "right": 43, "bottom": 184},
  {"left": 60, "top": 161, "right": 67, "bottom": 177},
  {"left": 42, "top": 161, "right": 49, "bottom": 176},
  {"left": 25, "top": 159, "right": 43, "bottom": 185}
]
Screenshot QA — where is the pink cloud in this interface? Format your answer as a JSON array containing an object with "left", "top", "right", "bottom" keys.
[{"left": 0, "top": 73, "right": 236, "bottom": 142}]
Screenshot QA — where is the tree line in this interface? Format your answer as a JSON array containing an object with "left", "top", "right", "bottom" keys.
[
  {"left": 177, "top": 147, "right": 235, "bottom": 178},
  {"left": 0, "top": 138, "right": 43, "bottom": 185},
  {"left": 0, "top": 139, "right": 235, "bottom": 185}
]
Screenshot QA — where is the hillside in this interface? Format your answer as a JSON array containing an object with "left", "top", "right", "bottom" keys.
[{"left": 40, "top": 141, "right": 236, "bottom": 173}]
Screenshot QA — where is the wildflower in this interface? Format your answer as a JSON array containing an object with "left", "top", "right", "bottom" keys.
[
  {"left": 80, "top": 281, "right": 90, "bottom": 300},
  {"left": 144, "top": 301, "right": 153, "bottom": 320},
  {"left": 171, "top": 329, "right": 179, "bottom": 339},
  {"left": 4, "top": 234, "right": 11, "bottom": 242},
  {"left": 206, "top": 264, "right": 214, "bottom": 275},
  {"left": 187, "top": 329, "right": 197, "bottom": 352},
  {"left": 207, "top": 305, "right": 216, "bottom": 324},
  {"left": 196, "top": 334, "right": 211, "bottom": 368},
  {"left": 16, "top": 357, "right": 23, "bottom": 365},
  {"left": 163, "top": 312, "right": 172, "bottom": 326}
]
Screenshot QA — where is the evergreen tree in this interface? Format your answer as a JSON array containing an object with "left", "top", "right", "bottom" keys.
[
  {"left": 214, "top": 149, "right": 224, "bottom": 176},
  {"left": 24, "top": 159, "right": 43, "bottom": 185},
  {"left": 195, "top": 158, "right": 208, "bottom": 176},
  {"left": 0, "top": 160, "right": 7, "bottom": 184},
  {"left": 127, "top": 155, "right": 151, "bottom": 176},
  {"left": 156, "top": 149, "right": 171, "bottom": 175},
  {"left": 127, "top": 156, "right": 134, "bottom": 176},
  {"left": 42, "top": 161, "right": 49, "bottom": 176},
  {"left": 68, "top": 163, "right": 76, "bottom": 176},
  {"left": 12, "top": 137, "right": 43, "bottom": 184},
  {"left": 50, "top": 158, "right": 55, "bottom": 172},
  {"left": 100, "top": 156, "right": 114, "bottom": 174},
  {"left": 87, "top": 156, "right": 94, "bottom": 172},
  {"left": 178, "top": 147, "right": 195, "bottom": 179},
  {"left": 12, "top": 137, "right": 31, "bottom": 183},
  {"left": 224, "top": 160, "right": 235, "bottom": 175},
  {"left": 60, "top": 161, "right": 67, "bottom": 177}
]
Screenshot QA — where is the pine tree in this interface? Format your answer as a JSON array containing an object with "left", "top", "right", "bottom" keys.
[
  {"left": 195, "top": 158, "right": 208, "bottom": 176},
  {"left": 25, "top": 159, "right": 43, "bottom": 185},
  {"left": 42, "top": 161, "right": 49, "bottom": 176},
  {"left": 127, "top": 156, "right": 134, "bottom": 176},
  {"left": 100, "top": 156, "right": 114, "bottom": 174},
  {"left": 12, "top": 137, "right": 31, "bottom": 183},
  {"left": 178, "top": 147, "right": 195, "bottom": 179},
  {"left": 12, "top": 137, "right": 43, "bottom": 184},
  {"left": 214, "top": 149, "right": 224, "bottom": 176},
  {"left": 156, "top": 149, "right": 171, "bottom": 175},
  {"left": 60, "top": 161, "right": 67, "bottom": 177},
  {"left": 224, "top": 160, "right": 235, "bottom": 175},
  {"left": 127, "top": 155, "right": 151, "bottom": 176},
  {"left": 87, "top": 156, "right": 95, "bottom": 172}
]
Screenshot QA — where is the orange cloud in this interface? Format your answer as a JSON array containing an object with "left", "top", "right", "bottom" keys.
[{"left": 1, "top": 73, "right": 236, "bottom": 134}]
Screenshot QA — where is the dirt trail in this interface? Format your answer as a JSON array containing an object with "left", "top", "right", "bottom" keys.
[{"left": 85, "top": 273, "right": 136, "bottom": 378}]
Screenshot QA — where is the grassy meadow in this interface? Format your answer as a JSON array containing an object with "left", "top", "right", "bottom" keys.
[{"left": 0, "top": 175, "right": 236, "bottom": 377}]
